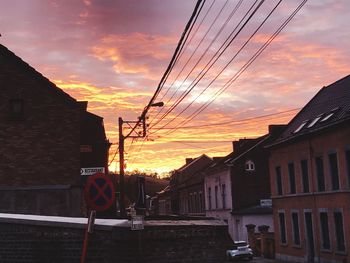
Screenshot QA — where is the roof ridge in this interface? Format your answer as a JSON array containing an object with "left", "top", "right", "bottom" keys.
[{"left": 0, "top": 44, "right": 78, "bottom": 105}]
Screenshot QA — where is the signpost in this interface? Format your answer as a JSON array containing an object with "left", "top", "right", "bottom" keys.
[
  {"left": 81, "top": 173, "right": 115, "bottom": 263},
  {"left": 84, "top": 173, "right": 115, "bottom": 211}
]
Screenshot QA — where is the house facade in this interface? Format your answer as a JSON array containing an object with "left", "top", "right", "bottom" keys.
[
  {"left": 0, "top": 44, "right": 110, "bottom": 216},
  {"left": 204, "top": 126, "right": 284, "bottom": 241},
  {"left": 170, "top": 155, "right": 212, "bottom": 216},
  {"left": 268, "top": 75, "right": 350, "bottom": 263}
]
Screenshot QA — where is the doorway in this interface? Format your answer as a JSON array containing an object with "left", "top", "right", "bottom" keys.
[{"left": 304, "top": 212, "right": 315, "bottom": 263}]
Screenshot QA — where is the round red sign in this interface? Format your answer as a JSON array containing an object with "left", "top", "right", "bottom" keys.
[{"left": 84, "top": 173, "right": 115, "bottom": 211}]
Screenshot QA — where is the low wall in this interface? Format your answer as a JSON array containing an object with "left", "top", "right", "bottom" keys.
[{"left": 0, "top": 213, "right": 233, "bottom": 263}]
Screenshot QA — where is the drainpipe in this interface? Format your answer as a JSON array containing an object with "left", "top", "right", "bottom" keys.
[{"left": 307, "top": 138, "right": 321, "bottom": 263}]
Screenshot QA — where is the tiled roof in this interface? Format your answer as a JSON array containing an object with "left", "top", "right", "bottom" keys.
[
  {"left": 0, "top": 44, "right": 78, "bottom": 106},
  {"left": 271, "top": 75, "right": 350, "bottom": 146},
  {"left": 176, "top": 154, "right": 212, "bottom": 176},
  {"left": 207, "top": 136, "right": 266, "bottom": 172}
]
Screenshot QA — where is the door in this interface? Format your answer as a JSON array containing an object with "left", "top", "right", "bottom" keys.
[{"left": 304, "top": 212, "right": 315, "bottom": 263}]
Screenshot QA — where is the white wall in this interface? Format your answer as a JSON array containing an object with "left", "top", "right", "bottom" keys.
[
  {"left": 204, "top": 168, "right": 233, "bottom": 239},
  {"left": 230, "top": 214, "right": 274, "bottom": 241}
]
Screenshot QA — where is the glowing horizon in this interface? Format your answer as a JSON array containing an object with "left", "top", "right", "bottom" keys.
[{"left": 1, "top": 0, "right": 349, "bottom": 175}]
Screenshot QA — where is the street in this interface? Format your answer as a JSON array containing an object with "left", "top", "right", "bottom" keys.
[{"left": 225, "top": 257, "right": 285, "bottom": 263}]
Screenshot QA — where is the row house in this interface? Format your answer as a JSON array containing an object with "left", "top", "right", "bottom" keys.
[
  {"left": 154, "top": 155, "right": 212, "bottom": 216},
  {"left": 204, "top": 126, "right": 284, "bottom": 241},
  {"left": 0, "top": 44, "right": 110, "bottom": 216},
  {"left": 170, "top": 154, "right": 212, "bottom": 216},
  {"left": 268, "top": 75, "right": 350, "bottom": 263}
]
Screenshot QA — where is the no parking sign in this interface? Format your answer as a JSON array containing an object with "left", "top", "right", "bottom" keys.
[{"left": 84, "top": 173, "right": 115, "bottom": 211}]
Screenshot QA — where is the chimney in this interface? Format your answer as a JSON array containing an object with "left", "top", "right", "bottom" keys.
[
  {"left": 232, "top": 141, "right": 239, "bottom": 153},
  {"left": 185, "top": 158, "right": 193, "bottom": 165},
  {"left": 268, "top": 124, "right": 286, "bottom": 136},
  {"left": 78, "top": 101, "right": 88, "bottom": 110}
]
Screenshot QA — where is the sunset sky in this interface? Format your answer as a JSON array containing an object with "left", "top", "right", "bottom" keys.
[{"left": 1, "top": 0, "right": 350, "bottom": 175}]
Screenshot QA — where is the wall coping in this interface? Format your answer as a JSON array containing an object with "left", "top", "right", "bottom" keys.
[{"left": 0, "top": 213, "right": 227, "bottom": 231}]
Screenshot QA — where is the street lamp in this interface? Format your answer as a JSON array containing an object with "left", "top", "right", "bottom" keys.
[{"left": 118, "top": 101, "right": 163, "bottom": 217}]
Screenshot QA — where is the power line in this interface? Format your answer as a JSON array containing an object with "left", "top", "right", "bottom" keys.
[
  {"left": 124, "top": 0, "right": 205, "bottom": 139},
  {"left": 149, "top": 0, "right": 263, "bottom": 129},
  {"left": 152, "top": 0, "right": 282, "bottom": 132},
  {"left": 153, "top": 107, "right": 299, "bottom": 130},
  {"left": 156, "top": 0, "right": 308, "bottom": 136},
  {"left": 150, "top": 0, "right": 229, "bottom": 124}
]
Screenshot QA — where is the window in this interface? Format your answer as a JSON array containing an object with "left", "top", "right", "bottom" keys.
[
  {"left": 193, "top": 193, "right": 197, "bottom": 213},
  {"left": 320, "top": 107, "right": 339, "bottom": 122},
  {"left": 301, "top": 160, "right": 310, "bottom": 193},
  {"left": 208, "top": 187, "right": 212, "bottom": 210},
  {"left": 222, "top": 184, "right": 226, "bottom": 209},
  {"left": 292, "top": 212, "right": 300, "bottom": 245},
  {"left": 320, "top": 212, "right": 331, "bottom": 250},
  {"left": 346, "top": 150, "right": 350, "bottom": 187},
  {"left": 307, "top": 115, "right": 322, "bottom": 128},
  {"left": 316, "top": 156, "right": 325, "bottom": 191},
  {"left": 215, "top": 186, "right": 218, "bottom": 209},
  {"left": 288, "top": 162, "right": 296, "bottom": 194},
  {"left": 278, "top": 212, "right": 287, "bottom": 244},
  {"left": 245, "top": 160, "right": 255, "bottom": 171},
  {"left": 276, "top": 166, "right": 283, "bottom": 195},
  {"left": 199, "top": 192, "right": 203, "bottom": 213},
  {"left": 189, "top": 193, "right": 193, "bottom": 213},
  {"left": 334, "top": 211, "right": 345, "bottom": 252},
  {"left": 329, "top": 153, "right": 340, "bottom": 190},
  {"left": 293, "top": 121, "right": 308, "bottom": 133},
  {"left": 9, "top": 99, "right": 24, "bottom": 119}
]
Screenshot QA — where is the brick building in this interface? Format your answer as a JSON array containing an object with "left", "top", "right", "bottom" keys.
[
  {"left": 268, "top": 75, "right": 350, "bottom": 262},
  {"left": 0, "top": 44, "right": 110, "bottom": 216}
]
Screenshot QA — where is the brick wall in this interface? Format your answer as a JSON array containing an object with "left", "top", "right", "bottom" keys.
[
  {"left": 0, "top": 215, "right": 233, "bottom": 263},
  {"left": 0, "top": 45, "right": 81, "bottom": 186},
  {"left": 269, "top": 124, "right": 350, "bottom": 263}
]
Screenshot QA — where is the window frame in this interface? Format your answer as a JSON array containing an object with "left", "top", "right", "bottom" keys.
[
  {"left": 278, "top": 210, "right": 287, "bottom": 245},
  {"left": 288, "top": 162, "right": 296, "bottom": 194},
  {"left": 315, "top": 156, "right": 325, "bottom": 192},
  {"left": 221, "top": 184, "right": 226, "bottom": 209},
  {"left": 301, "top": 159, "right": 310, "bottom": 193},
  {"left": 291, "top": 210, "right": 301, "bottom": 246},
  {"left": 334, "top": 209, "right": 346, "bottom": 252},
  {"left": 245, "top": 160, "right": 255, "bottom": 171},
  {"left": 275, "top": 166, "right": 283, "bottom": 195},
  {"left": 328, "top": 151, "right": 340, "bottom": 190},
  {"left": 319, "top": 209, "right": 331, "bottom": 251},
  {"left": 208, "top": 187, "right": 212, "bottom": 210}
]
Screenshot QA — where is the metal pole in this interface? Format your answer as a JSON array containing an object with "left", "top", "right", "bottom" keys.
[{"left": 118, "top": 117, "right": 126, "bottom": 217}]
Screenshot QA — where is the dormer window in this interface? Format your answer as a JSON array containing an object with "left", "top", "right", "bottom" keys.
[
  {"left": 245, "top": 160, "right": 255, "bottom": 171},
  {"left": 293, "top": 120, "right": 308, "bottom": 133},
  {"left": 320, "top": 107, "right": 339, "bottom": 122},
  {"left": 307, "top": 115, "right": 322, "bottom": 128}
]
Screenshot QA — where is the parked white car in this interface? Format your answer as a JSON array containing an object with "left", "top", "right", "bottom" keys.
[{"left": 226, "top": 241, "right": 253, "bottom": 261}]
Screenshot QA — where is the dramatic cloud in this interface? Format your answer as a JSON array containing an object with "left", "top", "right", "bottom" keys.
[{"left": 1, "top": 0, "right": 349, "bottom": 174}]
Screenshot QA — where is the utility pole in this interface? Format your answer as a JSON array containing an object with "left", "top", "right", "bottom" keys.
[
  {"left": 118, "top": 102, "right": 164, "bottom": 218},
  {"left": 118, "top": 117, "right": 126, "bottom": 217}
]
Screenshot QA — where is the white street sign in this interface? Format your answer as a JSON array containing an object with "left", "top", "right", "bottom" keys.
[
  {"left": 80, "top": 167, "right": 105, "bottom": 176},
  {"left": 131, "top": 215, "right": 144, "bottom": 231}
]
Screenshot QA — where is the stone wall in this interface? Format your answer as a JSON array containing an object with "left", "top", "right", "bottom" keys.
[{"left": 0, "top": 214, "right": 233, "bottom": 263}]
